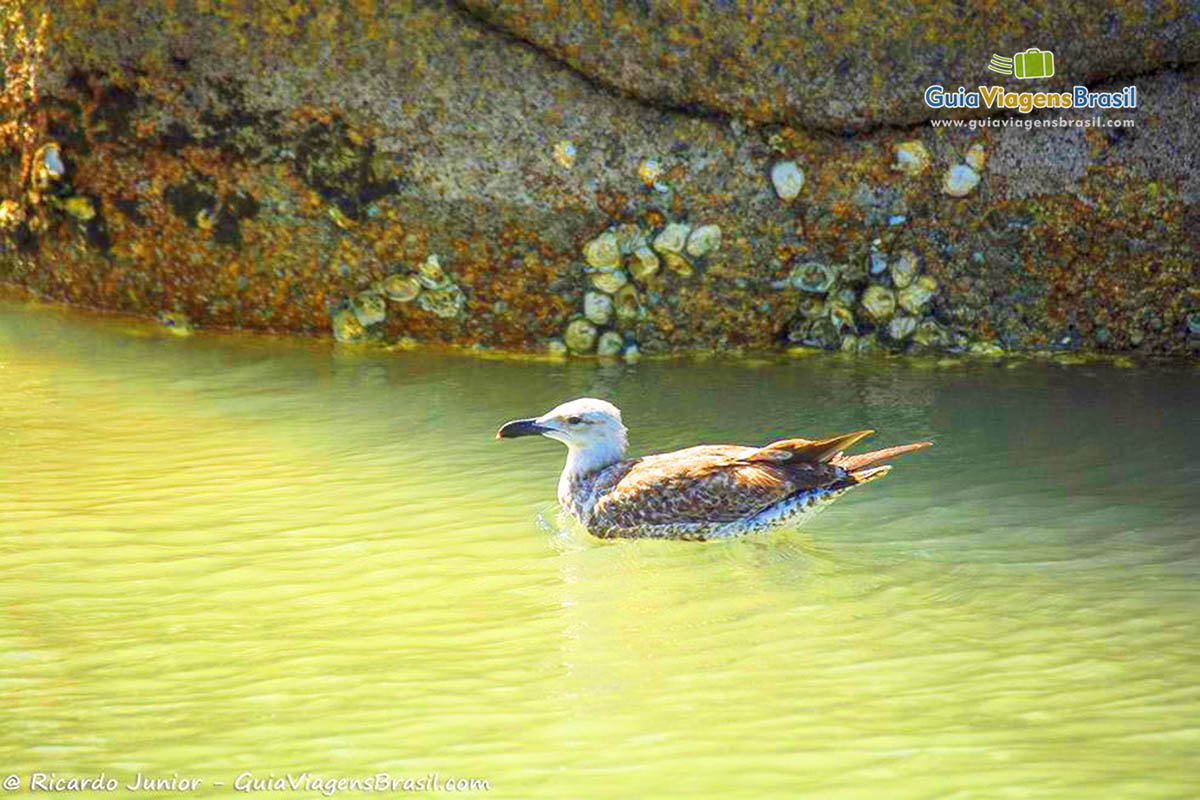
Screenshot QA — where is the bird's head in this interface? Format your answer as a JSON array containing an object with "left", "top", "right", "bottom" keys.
[{"left": 496, "top": 397, "right": 628, "bottom": 463}]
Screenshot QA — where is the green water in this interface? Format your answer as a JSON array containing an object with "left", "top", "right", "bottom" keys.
[{"left": 1, "top": 298, "right": 1198, "bottom": 799}]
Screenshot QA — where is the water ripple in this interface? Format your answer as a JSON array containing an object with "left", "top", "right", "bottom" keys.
[{"left": 2, "top": 299, "right": 1198, "bottom": 798}]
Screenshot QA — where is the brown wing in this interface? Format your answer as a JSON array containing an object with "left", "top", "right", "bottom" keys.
[{"left": 588, "top": 443, "right": 848, "bottom": 530}]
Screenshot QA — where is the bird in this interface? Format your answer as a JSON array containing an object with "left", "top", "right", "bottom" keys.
[{"left": 496, "top": 397, "right": 932, "bottom": 541}]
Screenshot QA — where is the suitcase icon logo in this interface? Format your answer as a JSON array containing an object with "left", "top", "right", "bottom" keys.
[{"left": 988, "top": 48, "right": 1055, "bottom": 79}]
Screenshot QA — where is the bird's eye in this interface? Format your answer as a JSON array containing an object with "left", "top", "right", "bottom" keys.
[{"left": 567, "top": 415, "right": 583, "bottom": 425}]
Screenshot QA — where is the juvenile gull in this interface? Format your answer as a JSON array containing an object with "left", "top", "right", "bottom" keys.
[{"left": 496, "top": 398, "right": 932, "bottom": 540}]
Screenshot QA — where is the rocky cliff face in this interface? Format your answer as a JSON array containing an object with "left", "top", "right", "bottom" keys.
[
  {"left": 458, "top": 0, "right": 1200, "bottom": 131},
  {"left": 1, "top": 0, "right": 1197, "bottom": 358}
]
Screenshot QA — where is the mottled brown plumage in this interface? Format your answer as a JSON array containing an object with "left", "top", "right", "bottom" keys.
[{"left": 497, "top": 398, "right": 932, "bottom": 540}]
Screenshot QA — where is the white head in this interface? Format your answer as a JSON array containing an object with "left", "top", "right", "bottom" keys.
[{"left": 496, "top": 397, "right": 628, "bottom": 473}]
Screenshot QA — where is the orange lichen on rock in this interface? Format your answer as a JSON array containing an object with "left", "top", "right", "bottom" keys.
[{"left": 0, "top": 0, "right": 49, "bottom": 186}]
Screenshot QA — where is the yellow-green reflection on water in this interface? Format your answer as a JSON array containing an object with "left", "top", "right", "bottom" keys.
[{"left": 1, "top": 299, "right": 1198, "bottom": 799}]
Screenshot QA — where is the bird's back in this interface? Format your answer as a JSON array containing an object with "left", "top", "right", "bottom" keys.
[{"left": 565, "top": 434, "right": 930, "bottom": 540}]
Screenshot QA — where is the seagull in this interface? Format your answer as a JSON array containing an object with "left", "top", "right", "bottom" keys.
[{"left": 496, "top": 398, "right": 932, "bottom": 540}]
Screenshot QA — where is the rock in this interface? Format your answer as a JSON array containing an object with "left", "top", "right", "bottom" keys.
[
  {"left": 890, "top": 250, "right": 919, "bottom": 289},
  {"left": 583, "top": 291, "right": 613, "bottom": 325},
  {"left": 898, "top": 276, "right": 938, "bottom": 315},
  {"left": 966, "top": 143, "right": 987, "bottom": 172},
  {"left": 613, "top": 284, "right": 641, "bottom": 325},
  {"left": 157, "top": 311, "right": 193, "bottom": 337},
  {"left": 0, "top": 0, "right": 1189, "bottom": 361},
  {"left": 861, "top": 285, "right": 896, "bottom": 322},
  {"left": 0, "top": 200, "right": 23, "bottom": 230},
  {"left": 971, "top": 341, "right": 1005, "bottom": 356},
  {"left": 888, "top": 315, "right": 918, "bottom": 340},
  {"left": 552, "top": 140, "right": 576, "bottom": 169},
  {"left": 332, "top": 308, "right": 365, "bottom": 343},
  {"left": 638, "top": 159, "right": 662, "bottom": 187},
  {"left": 61, "top": 196, "right": 96, "bottom": 221},
  {"left": 828, "top": 302, "right": 855, "bottom": 332},
  {"left": 652, "top": 223, "right": 691, "bottom": 255},
  {"left": 771, "top": 161, "right": 805, "bottom": 201},
  {"left": 685, "top": 224, "right": 721, "bottom": 258},
  {"left": 418, "top": 255, "right": 452, "bottom": 290},
  {"left": 383, "top": 274, "right": 421, "bottom": 303},
  {"left": 869, "top": 250, "right": 889, "bottom": 276},
  {"left": 583, "top": 231, "right": 621, "bottom": 269},
  {"left": 892, "top": 141, "right": 930, "bottom": 176},
  {"left": 588, "top": 268, "right": 629, "bottom": 294},
  {"left": 943, "top": 165, "right": 981, "bottom": 197},
  {"left": 596, "top": 330, "right": 624, "bottom": 357},
  {"left": 790, "top": 262, "right": 837, "bottom": 294},
  {"left": 417, "top": 286, "right": 466, "bottom": 318},
  {"left": 457, "top": 0, "right": 1198, "bottom": 130},
  {"left": 913, "top": 320, "right": 950, "bottom": 349},
  {"left": 628, "top": 246, "right": 660, "bottom": 281},
  {"left": 564, "top": 318, "right": 598, "bottom": 353},
  {"left": 34, "top": 143, "right": 65, "bottom": 189},
  {"left": 351, "top": 290, "right": 387, "bottom": 326},
  {"left": 662, "top": 252, "right": 693, "bottom": 277},
  {"left": 612, "top": 223, "right": 648, "bottom": 255}
]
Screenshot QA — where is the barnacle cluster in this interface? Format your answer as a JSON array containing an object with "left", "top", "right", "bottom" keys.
[
  {"left": 565, "top": 219, "right": 723, "bottom": 360},
  {"left": 0, "top": 0, "right": 1189, "bottom": 365},
  {"left": 784, "top": 245, "right": 947, "bottom": 353},
  {"left": 332, "top": 253, "right": 465, "bottom": 343},
  {"left": 415, "top": 255, "right": 467, "bottom": 318}
]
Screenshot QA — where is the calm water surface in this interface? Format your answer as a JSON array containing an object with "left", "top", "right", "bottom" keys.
[{"left": 1, "top": 298, "right": 1198, "bottom": 799}]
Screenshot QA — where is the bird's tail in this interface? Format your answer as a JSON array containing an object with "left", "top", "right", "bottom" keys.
[
  {"left": 739, "top": 429, "right": 876, "bottom": 465},
  {"left": 832, "top": 441, "right": 933, "bottom": 485},
  {"left": 842, "top": 464, "right": 893, "bottom": 485}
]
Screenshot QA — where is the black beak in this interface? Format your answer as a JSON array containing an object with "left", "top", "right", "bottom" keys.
[{"left": 496, "top": 418, "right": 550, "bottom": 440}]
